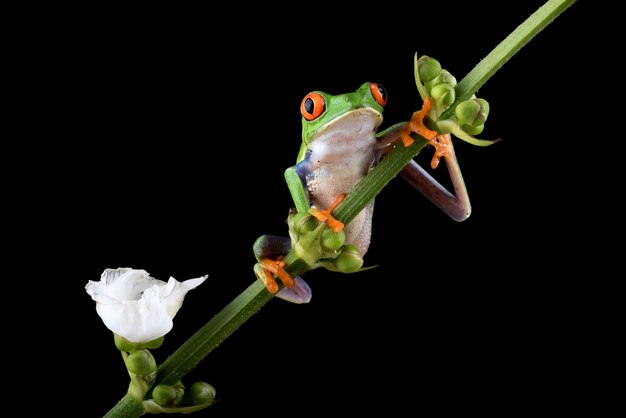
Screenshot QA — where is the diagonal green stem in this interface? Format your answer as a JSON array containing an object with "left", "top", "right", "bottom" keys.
[
  {"left": 103, "top": 136, "right": 428, "bottom": 418},
  {"left": 439, "top": 0, "right": 577, "bottom": 121},
  {"left": 103, "top": 394, "right": 144, "bottom": 418},
  {"left": 103, "top": 1, "right": 576, "bottom": 416},
  {"left": 156, "top": 281, "right": 273, "bottom": 386},
  {"left": 155, "top": 138, "right": 430, "bottom": 388}
]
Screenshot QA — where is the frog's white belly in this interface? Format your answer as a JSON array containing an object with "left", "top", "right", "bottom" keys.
[{"left": 304, "top": 109, "right": 381, "bottom": 255}]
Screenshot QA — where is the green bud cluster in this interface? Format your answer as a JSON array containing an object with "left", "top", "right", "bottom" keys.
[
  {"left": 144, "top": 381, "right": 216, "bottom": 414},
  {"left": 414, "top": 53, "right": 495, "bottom": 146},
  {"left": 285, "top": 209, "right": 365, "bottom": 275},
  {"left": 417, "top": 56, "right": 460, "bottom": 116},
  {"left": 113, "top": 333, "right": 216, "bottom": 413}
]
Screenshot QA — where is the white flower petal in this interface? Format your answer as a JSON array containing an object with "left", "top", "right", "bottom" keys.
[
  {"left": 86, "top": 268, "right": 208, "bottom": 343},
  {"left": 162, "top": 277, "right": 206, "bottom": 317}
]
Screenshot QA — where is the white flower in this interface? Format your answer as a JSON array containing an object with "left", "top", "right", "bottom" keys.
[{"left": 86, "top": 268, "right": 207, "bottom": 343}]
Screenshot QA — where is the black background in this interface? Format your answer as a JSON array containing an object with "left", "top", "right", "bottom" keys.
[{"left": 45, "top": 1, "right": 610, "bottom": 416}]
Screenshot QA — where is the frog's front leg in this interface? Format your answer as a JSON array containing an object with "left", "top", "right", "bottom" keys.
[
  {"left": 285, "top": 164, "right": 346, "bottom": 233},
  {"left": 253, "top": 235, "right": 312, "bottom": 304},
  {"left": 377, "top": 98, "right": 471, "bottom": 221}
]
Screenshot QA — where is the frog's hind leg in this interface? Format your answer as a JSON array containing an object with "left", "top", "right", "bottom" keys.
[
  {"left": 376, "top": 98, "right": 470, "bottom": 221},
  {"left": 400, "top": 134, "right": 471, "bottom": 222},
  {"left": 253, "top": 235, "right": 312, "bottom": 304}
]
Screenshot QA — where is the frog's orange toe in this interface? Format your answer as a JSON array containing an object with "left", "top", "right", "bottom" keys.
[
  {"left": 309, "top": 193, "right": 346, "bottom": 233},
  {"left": 259, "top": 268, "right": 279, "bottom": 294},
  {"left": 399, "top": 97, "right": 438, "bottom": 147},
  {"left": 259, "top": 257, "right": 295, "bottom": 290},
  {"left": 428, "top": 134, "right": 452, "bottom": 169},
  {"left": 400, "top": 131, "right": 415, "bottom": 147}
]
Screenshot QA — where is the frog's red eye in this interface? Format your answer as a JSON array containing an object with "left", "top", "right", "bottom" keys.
[
  {"left": 369, "top": 83, "right": 387, "bottom": 107},
  {"left": 301, "top": 92, "right": 326, "bottom": 121}
]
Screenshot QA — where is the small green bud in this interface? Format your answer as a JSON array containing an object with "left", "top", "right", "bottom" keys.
[
  {"left": 462, "top": 123, "right": 484, "bottom": 136},
  {"left": 455, "top": 98, "right": 489, "bottom": 127},
  {"left": 152, "top": 384, "right": 182, "bottom": 407},
  {"left": 334, "top": 244, "right": 364, "bottom": 273},
  {"left": 431, "top": 69, "right": 457, "bottom": 87},
  {"left": 321, "top": 228, "right": 346, "bottom": 251},
  {"left": 430, "top": 83, "right": 456, "bottom": 108},
  {"left": 126, "top": 349, "right": 157, "bottom": 376},
  {"left": 190, "top": 382, "right": 216, "bottom": 405},
  {"left": 417, "top": 56, "right": 441, "bottom": 82},
  {"left": 293, "top": 212, "right": 319, "bottom": 234}
]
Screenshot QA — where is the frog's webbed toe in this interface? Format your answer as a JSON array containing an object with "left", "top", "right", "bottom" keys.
[{"left": 275, "top": 277, "right": 312, "bottom": 304}]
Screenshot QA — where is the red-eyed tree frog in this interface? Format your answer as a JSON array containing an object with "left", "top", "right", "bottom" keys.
[{"left": 253, "top": 81, "right": 472, "bottom": 304}]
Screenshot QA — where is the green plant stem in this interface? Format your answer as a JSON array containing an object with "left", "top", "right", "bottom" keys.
[
  {"left": 103, "top": 1, "right": 576, "bottom": 416},
  {"left": 103, "top": 394, "right": 144, "bottom": 418},
  {"left": 154, "top": 138, "right": 429, "bottom": 388},
  {"left": 156, "top": 280, "right": 273, "bottom": 386},
  {"left": 103, "top": 137, "right": 427, "bottom": 418},
  {"left": 439, "top": 0, "right": 577, "bottom": 121}
]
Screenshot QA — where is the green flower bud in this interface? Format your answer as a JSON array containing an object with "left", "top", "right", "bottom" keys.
[
  {"left": 417, "top": 56, "right": 441, "bottom": 82},
  {"left": 190, "top": 382, "right": 216, "bottom": 405},
  {"left": 152, "top": 384, "right": 182, "bottom": 407},
  {"left": 321, "top": 228, "right": 346, "bottom": 251},
  {"left": 126, "top": 349, "right": 157, "bottom": 376},
  {"left": 293, "top": 212, "right": 319, "bottom": 234},
  {"left": 430, "top": 83, "right": 456, "bottom": 108},
  {"left": 462, "top": 123, "right": 484, "bottom": 136},
  {"left": 431, "top": 69, "right": 457, "bottom": 87},
  {"left": 455, "top": 98, "right": 489, "bottom": 127},
  {"left": 334, "top": 244, "right": 364, "bottom": 273}
]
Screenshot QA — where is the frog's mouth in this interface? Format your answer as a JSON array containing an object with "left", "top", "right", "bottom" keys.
[{"left": 309, "top": 108, "right": 383, "bottom": 146}]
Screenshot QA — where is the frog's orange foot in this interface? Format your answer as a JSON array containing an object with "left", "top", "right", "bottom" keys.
[
  {"left": 428, "top": 133, "right": 452, "bottom": 169},
  {"left": 399, "top": 97, "right": 438, "bottom": 147},
  {"left": 258, "top": 256, "right": 294, "bottom": 294},
  {"left": 309, "top": 193, "right": 346, "bottom": 233}
]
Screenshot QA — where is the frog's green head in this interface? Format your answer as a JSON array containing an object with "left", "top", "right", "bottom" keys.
[{"left": 298, "top": 82, "right": 387, "bottom": 159}]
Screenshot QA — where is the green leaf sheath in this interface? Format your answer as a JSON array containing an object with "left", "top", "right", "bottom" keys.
[{"left": 439, "top": 0, "right": 577, "bottom": 121}]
